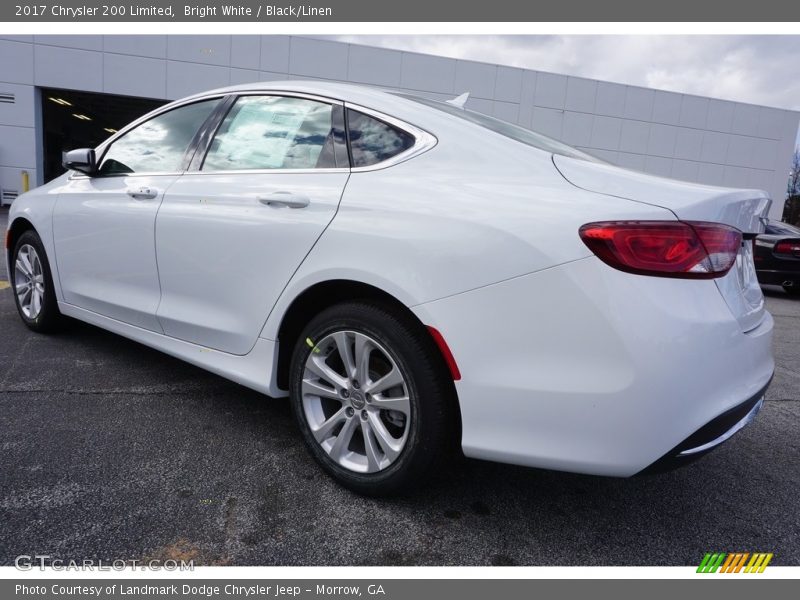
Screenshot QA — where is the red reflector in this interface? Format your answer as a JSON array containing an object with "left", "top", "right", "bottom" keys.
[
  {"left": 3, "top": 229, "right": 10, "bottom": 250},
  {"left": 774, "top": 240, "right": 800, "bottom": 255},
  {"left": 579, "top": 221, "right": 742, "bottom": 279},
  {"left": 426, "top": 326, "right": 461, "bottom": 381}
]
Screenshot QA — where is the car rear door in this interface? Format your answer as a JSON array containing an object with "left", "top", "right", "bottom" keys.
[
  {"left": 154, "top": 93, "right": 350, "bottom": 355},
  {"left": 52, "top": 98, "right": 223, "bottom": 331}
]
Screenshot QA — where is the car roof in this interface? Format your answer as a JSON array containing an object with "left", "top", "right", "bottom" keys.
[{"left": 186, "top": 80, "right": 415, "bottom": 112}]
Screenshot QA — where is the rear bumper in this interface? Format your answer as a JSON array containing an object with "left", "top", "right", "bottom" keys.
[
  {"left": 412, "top": 256, "right": 775, "bottom": 477},
  {"left": 638, "top": 378, "right": 770, "bottom": 474}
]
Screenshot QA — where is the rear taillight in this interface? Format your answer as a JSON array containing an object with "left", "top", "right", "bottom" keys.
[
  {"left": 774, "top": 240, "right": 800, "bottom": 256},
  {"left": 579, "top": 221, "right": 742, "bottom": 279}
]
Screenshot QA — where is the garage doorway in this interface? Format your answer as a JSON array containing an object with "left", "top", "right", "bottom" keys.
[{"left": 41, "top": 87, "right": 166, "bottom": 183}]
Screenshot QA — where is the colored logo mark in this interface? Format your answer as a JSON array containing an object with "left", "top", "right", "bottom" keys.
[{"left": 697, "top": 552, "right": 773, "bottom": 573}]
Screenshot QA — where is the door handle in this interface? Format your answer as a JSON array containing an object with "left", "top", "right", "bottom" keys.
[
  {"left": 258, "top": 192, "right": 310, "bottom": 209},
  {"left": 126, "top": 186, "right": 159, "bottom": 200}
]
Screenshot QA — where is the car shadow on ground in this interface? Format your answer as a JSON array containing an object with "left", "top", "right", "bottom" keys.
[
  {"left": 1, "top": 295, "right": 797, "bottom": 566},
  {"left": 761, "top": 284, "right": 798, "bottom": 299}
]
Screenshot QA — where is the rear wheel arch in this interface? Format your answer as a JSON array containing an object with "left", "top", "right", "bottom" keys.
[
  {"left": 277, "top": 280, "right": 415, "bottom": 388},
  {"left": 275, "top": 280, "right": 461, "bottom": 427}
]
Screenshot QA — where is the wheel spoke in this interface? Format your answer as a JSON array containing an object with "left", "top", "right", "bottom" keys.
[
  {"left": 354, "top": 334, "right": 372, "bottom": 383},
  {"left": 333, "top": 332, "right": 357, "bottom": 379},
  {"left": 302, "top": 378, "right": 342, "bottom": 401},
  {"left": 311, "top": 408, "right": 347, "bottom": 443},
  {"left": 15, "top": 258, "right": 31, "bottom": 278},
  {"left": 367, "top": 412, "right": 402, "bottom": 461},
  {"left": 19, "top": 286, "right": 32, "bottom": 307},
  {"left": 365, "top": 367, "right": 404, "bottom": 395},
  {"left": 31, "top": 288, "right": 41, "bottom": 315},
  {"left": 361, "top": 421, "right": 383, "bottom": 472},
  {"left": 371, "top": 395, "right": 411, "bottom": 415},
  {"left": 328, "top": 416, "right": 358, "bottom": 462},
  {"left": 15, "top": 280, "right": 29, "bottom": 294},
  {"left": 18, "top": 250, "right": 33, "bottom": 276},
  {"left": 305, "top": 355, "right": 348, "bottom": 390}
]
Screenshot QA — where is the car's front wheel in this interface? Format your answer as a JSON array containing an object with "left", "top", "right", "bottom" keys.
[
  {"left": 10, "top": 229, "right": 61, "bottom": 332},
  {"left": 289, "top": 301, "right": 457, "bottom": 495}
]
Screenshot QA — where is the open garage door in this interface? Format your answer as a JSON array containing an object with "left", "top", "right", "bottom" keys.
[{"left": 41, "top": 87, "right": 166, "bottom": 183}]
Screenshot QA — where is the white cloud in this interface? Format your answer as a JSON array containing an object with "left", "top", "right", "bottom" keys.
[
  {"left": 327, "top": 35, "right": 800, "bottom": 111},
  {"left": 325, "top": 35, "right": 800, "bottom": 148}
]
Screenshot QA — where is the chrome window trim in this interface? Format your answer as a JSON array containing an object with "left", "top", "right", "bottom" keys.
[
  {"left": 344, "top": 101, "right": 438, "bottom": 173},
  {"left": 69, "top": 171, "right": 184, "bottom": 180},
  {"left": 68, "top": 90, "right": 437, "bottom": 180},
  {"left": 187, "top": 168, "right": 351, "bottom": 176},
  {"left": 228, "top": 90, "right": 345, "bottom": 106}
]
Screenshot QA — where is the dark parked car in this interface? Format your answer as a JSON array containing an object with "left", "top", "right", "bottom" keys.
[{"left": 755, "top": 220, "right": 800, "bottom": 296}]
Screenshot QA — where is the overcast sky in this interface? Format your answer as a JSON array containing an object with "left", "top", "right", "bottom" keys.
[{"left": 328, "top": 35, "right": 800, "bottom": 147}]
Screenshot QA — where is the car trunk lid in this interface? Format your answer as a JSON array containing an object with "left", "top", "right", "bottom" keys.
[{"left": 553, "top": 155, "right": 772, "bottom": 332}]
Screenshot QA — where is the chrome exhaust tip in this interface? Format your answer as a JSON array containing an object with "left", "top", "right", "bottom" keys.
[{"left": 783, "top": 280, "right": 794, "bottom": 287}]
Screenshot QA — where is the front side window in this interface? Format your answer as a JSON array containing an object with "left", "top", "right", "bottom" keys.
[
  {"left": 202, "top": 96, "right": 343, "bottom": 171},
  {"left": 346, "top": 109, "right": 415, "bottom": 168},
  {"left": 97, "top": 99, "right": 220, "bottom": 175}
]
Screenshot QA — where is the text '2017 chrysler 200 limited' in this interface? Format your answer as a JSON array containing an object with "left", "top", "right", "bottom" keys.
[{"left": 5, "top": 82, "right": 774, "bottom": 495}]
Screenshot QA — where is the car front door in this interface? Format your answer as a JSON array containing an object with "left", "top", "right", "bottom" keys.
[
  {"left": 52, "top": 98, "right": 222, "bottom": 331},
  {"left": 154, "top": 94, "right": 350, "bottom": 355}
]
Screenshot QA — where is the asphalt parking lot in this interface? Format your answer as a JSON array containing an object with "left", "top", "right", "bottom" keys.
[{"left": 1, "top": 208, "right": 798, "bottom": 566}]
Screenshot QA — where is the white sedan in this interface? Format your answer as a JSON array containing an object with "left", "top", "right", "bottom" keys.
[{"left": 5, "top": 81, "right": 774, "bottom": 495}]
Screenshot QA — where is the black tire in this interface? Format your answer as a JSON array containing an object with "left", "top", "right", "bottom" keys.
[
  {"left": 783, "top": 285, "right": 800, "bottom": 297},
  {"left": 289, "top": 301, "right": 458, "bottom": 496},
  {"left": 10, "top": 229, "right": 62, "bottom": 333}
]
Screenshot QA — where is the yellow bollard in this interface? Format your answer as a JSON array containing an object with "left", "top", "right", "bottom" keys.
[{"left": 21, "top": 170, "right": 30, "bottom": 193}]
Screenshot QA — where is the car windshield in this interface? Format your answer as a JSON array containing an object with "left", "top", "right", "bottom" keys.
[
  {"left": 393, "top": 92, "right": 602, "bottom": 162},
  {"left": 766, "top": 221, "right": 800, "bottom": 235}
]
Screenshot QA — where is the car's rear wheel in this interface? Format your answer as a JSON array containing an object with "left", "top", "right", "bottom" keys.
[
  {"left": 289, "top": 301, "right": 456, "bottom": 496},
  {"left": 11, "top": 229, "right": 61, "bottom": 332}
]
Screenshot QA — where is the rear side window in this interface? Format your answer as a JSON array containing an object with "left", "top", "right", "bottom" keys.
[
  {"left": 346, "top": 109, "right": 415, "bottom": 168},
  {"left": 97, "top": 99, "right": 220, "bottom": 175},
  {"left": 202, "top": 96, "right": 345, "bottom": 171}
]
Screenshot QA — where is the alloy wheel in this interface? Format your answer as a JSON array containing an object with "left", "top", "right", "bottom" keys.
[
  {"left": 301, "top": 330, "right": 411, "bottom": 474},
  {"left": 15, "top": 244, "right": 45, "bottom": 319}
]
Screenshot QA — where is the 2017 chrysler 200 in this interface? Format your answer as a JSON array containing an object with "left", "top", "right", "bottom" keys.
[{"left": 5, "top": 82, "right": 775, "bottom": 495}]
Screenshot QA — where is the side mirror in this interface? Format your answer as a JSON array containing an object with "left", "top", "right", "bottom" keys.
[{"left": 62, "top": 148, "right": 97, "bottom": 175}]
